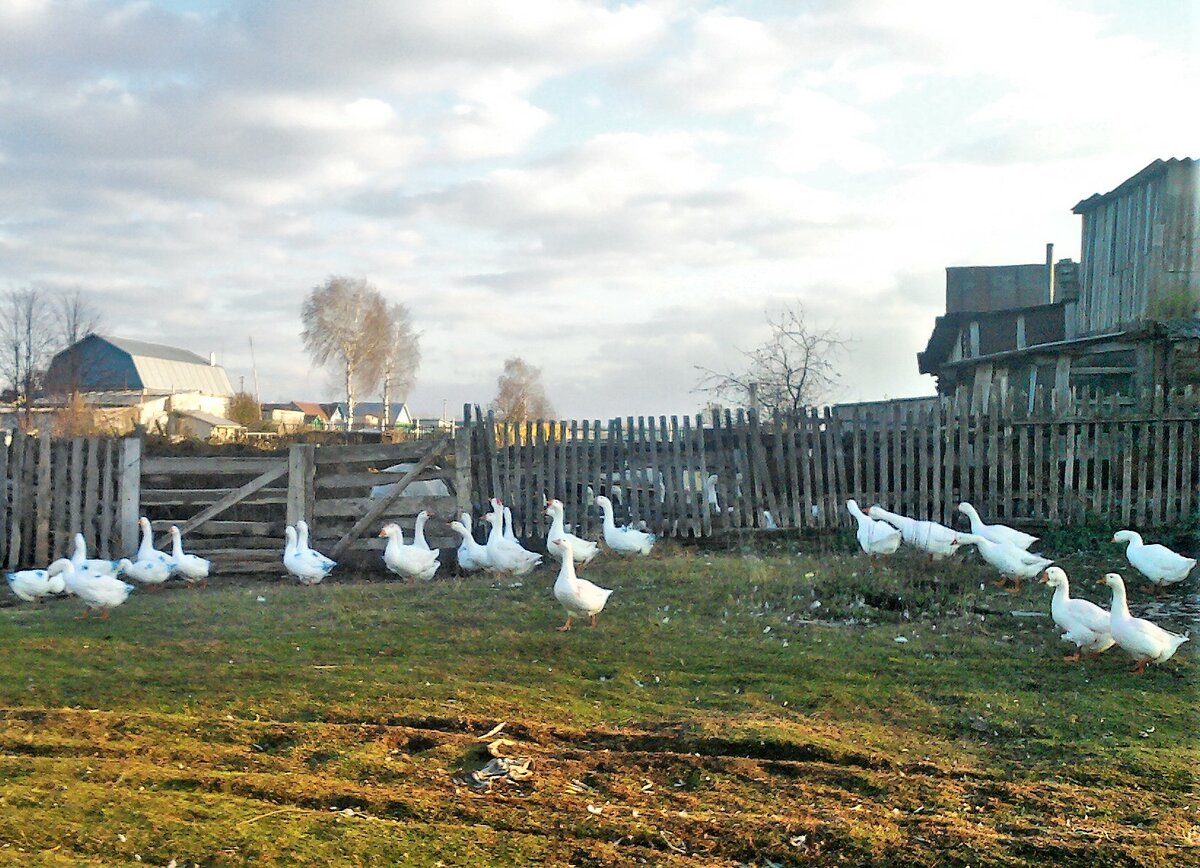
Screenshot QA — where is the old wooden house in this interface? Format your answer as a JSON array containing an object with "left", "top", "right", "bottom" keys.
[{"left": 918, "top": 158, "right": 1198, "bottom": 403}]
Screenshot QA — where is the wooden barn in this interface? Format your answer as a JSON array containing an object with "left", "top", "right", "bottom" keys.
[{"left": 919, "top": 158, "right": 1199, "bottom": 404}]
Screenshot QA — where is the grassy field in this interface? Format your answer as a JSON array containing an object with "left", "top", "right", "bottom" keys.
[{"left": 0, "top": 541, "right": 1195, "bottom": 866}]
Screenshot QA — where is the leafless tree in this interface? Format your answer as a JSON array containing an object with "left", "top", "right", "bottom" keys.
[
  {"left": 300, "top": 276, "right": 390, "bottom": 430},
  {"left": 490, "top": 357, "right": 556, "bottom": 422},
  {"left": 379, "top": 302, "right": 422, "bottom": 432},
  {"left": 0, "top": 288, "right": 56, "bottom": 421},
  {"left": 693, "top": 302, "right": 847, "bottom": 415},
  {"left": 50, "top": 289, "right": 104, "bottom": 394}
]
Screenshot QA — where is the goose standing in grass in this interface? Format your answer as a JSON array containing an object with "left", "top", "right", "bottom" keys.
[
  {"left": 169, "top": 525, "right": 212, "bottom": 588},
  {"left": 137, "top": 517, "right": 176, "bottom": 575},
  {"left": 957, "top": 533, "right": 1052, "bottom": 593},
  {"left": 50, "top": 558, "right": 134, "bottom": 619},
  {"left": 846, "top": 500, "right": 901, "bottom": 562},
  {"left": 379, "top": 523, "right": 440, "bottom": 581},
  {"left": 594, "top": 495, "right": 655, "bottom": 556},
  {"left": 71, "top": 533, "right": 120, "bottom": 575},
  {"left": 1099, "top": 573, "right": 1189, "bottom": 674},
  {"left": 296, "top": 520, "right": 336, "bottom": 574},
  {"left": 411, "top": 510, "right": 435, "bottom": 551},
  {"left": 502, "top": 506, "right": 520, "bottom": 546},
  {"left": 6, "top": 567, "right": 65, "bottom": 602},
  {"left": 283, "top": 526, "right": 335, "bottom": 585},
  {"left": 1111, "top": 530, "right": 1195, "bottom": 594},
  {"left": 483, "top": 510, "right": 542, "bottom": 577},
  {"left": 552, "top": 538, "right": 613, "bottom": 631},
  {"left": 1039, "top": 567, "right": 1114, "bottom": 661},
  {"left": 867, "top": 505, "right": 959, "bottom": 561},
  {"left": 119, "top": 554, "right": 171, "bottom": 591},
  {"left": 957, "top": 502, "right": 1037, "bottom": 550},
  {"left": 450, "top": 518, "right": 491, "bottom": 573},
  {"left": 545, "top": 499, "right": 600, "bottom": 568}
]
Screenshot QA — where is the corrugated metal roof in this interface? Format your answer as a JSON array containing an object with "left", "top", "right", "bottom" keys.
[
  {"left": 101, "top": 335, "right": 212, "bottom": 365},
  {"left": 91, "top": 335, "right": 234, "bottom": 396}
]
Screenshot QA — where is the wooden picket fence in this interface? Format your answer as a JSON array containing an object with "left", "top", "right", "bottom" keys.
[{"left": 462, "top": 387, "right": 1200, "bottom": 541}]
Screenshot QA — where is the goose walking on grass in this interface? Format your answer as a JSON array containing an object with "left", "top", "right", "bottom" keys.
[
  {"left": 450, "top": 516, "right": 491, "bottom": 573},
  {"left": 594, "top": 495, "right": 655, "bottom": 556},
  {"left": 957, "top": 502, "right": 1038, "bottom": 550},
  {"left": 552, "top": 538, "right": 613, "bottom": 631},
  {"left": 1039, "top": 567, "right": 1113, "bottom": 661},
  {"left": 71, "top": 533, "right": 120, "bottom": 575},
  {"left": 846, "top": 500, "right": 901, "bottom": 563},
  {"left": 169, "top": 525, "right": 211, "bottom": 588},
  {"left": 957, "top": 533, "right": 1052, "bottom": 593},
  {"left": 379, "top": 523, "right": 440, "bottom": 581},
  {"left": 296, "top": 520, "right": 336, "bottom": 574},
  {"left": 483, "top": 509, "right": 542, "bottom": 577},
  {"left": 50, "top": 558, "right": 135, "bottom": 619},
  {"left": 1111, "top": 530, "right": 1195, "bottom": 595},
  {"left": 284, "top": 526, "right": 335, "bottom": 585},
  {"left": 137, "top": 517, "right": 176, "bottom": 576},
  {"left": 545, "top": 499, "right": 600, "bottom": 568},
  {"left": 1099, "top": 573, "right": 1189, "bottom": 675},
  {"left": 6, "top": 567, "right": 65, "bottom": 603},
  {"left": 867, "top": 505, "right": 959, "bottom": 561}
]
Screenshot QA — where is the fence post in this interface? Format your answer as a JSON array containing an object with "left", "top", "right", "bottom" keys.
[
  {"left": 118, "top": 436, "right": 142, "bottom": 557},
  {"left": 287, "top": 443, "right": 316, "bottom": 527},
  {"left": 454, "top": 425, "right": 472, "bottom": 519},
  {"left": 7, "top": 431, "right": 27, "bottom": 568},
  {"left": 35, "top": 430, "right": 52, "bottom": 565}
]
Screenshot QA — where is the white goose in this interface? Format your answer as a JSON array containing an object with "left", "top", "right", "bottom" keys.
[
  {"left": 483, "top": 510, "right": 542, "bottom": 576},
  {"left": 594, "top": 495, "right": 655, "bottom": 556},
  {"left": 545, "top": 499, "right": 600, "bottom": 568},
  {"left": 846, "top": 500, "right": 901, "bottom": 560},
  {"left": 137, "top": 517, "right": 176, "bottom": 575},
  {"left": 71, "top": 533, "right": 120, "bottom": 575},
  {"left": 283, "top": 526, "right": 334, "bottom": 585},
  {"left": 50, "top": 558, "right": 135, "bottom": 618},
  {"left": 1112, "top": 530, "right": 1195, "bottom": 594},
  {"left": 867, "top": 505, "right": 959, "bottom": 561},
  {"left": 957, "top": 533, "right": 1052, "bottom": 592},
  {"left": 450, "top": 517, "right": 491, "bottom": 573},
  {"left": 6, "top": 567, "right": 66, "bottom": 602},
  {"left": 552, "top": 538, "right": 613, "bottom": 631},
  {"left": 1039, "top": 567, "right": 1114, "bottom": 661},
  {"left": 380, "top": 523, "right": 440, "bottom": 581},
  {"left": 957, "top": 502, "right": 1037, "bottom": 550},
  {"left": 296, "top": 520, "right": 336, "bottom": 573},
  {"left": 1100, "top": 573, "right": 1189, "bottom": 674},
  {"left": 411, "top": 510, "right": 435, "bottom": 551},
  {"left": 502, "top": 506, "right": 520, "bottom": 546},
  {"left": 169, "top": 525, "right": 212, "bottom": 588}
]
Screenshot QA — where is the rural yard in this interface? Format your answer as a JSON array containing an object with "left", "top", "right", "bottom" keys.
[{"left": 1, "top": 544, "right": 1194, "bottom": 867}]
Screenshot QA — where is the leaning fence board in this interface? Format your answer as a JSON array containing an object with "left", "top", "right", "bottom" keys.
[{"left": 158, "top": 461, "right": 289, "bottom": 547}]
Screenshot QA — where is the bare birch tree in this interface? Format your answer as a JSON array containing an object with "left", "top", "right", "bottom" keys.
[
  {"left": 693, "top": 302, "right": 847, "bottom": 415},
  {"left": 490, "top": 357, "right": 555, "bottom": 422},
  {"left": 300, "top": 276, "right": 390, "bottom": 430},
  {"left": 379, "top": 302, "right": 421, "bottom": 431},
  {"left": 0, "top": 288, "right": 56, "bottom": 421},
  {"left": 50, "top": 289, "right": 103, "bottom": 394}
]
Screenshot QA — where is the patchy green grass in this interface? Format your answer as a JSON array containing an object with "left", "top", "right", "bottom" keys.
[{"left": 0, "top": 545, "right": 1195, "bottom": 866}]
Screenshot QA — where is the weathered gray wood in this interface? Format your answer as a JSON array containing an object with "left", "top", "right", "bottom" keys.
[
  {"left": 150, "top": 519, "right": 279, "bottom": 536},
  {"left": 83, "top": 438, "right": 100, "bottom": 551},
  {"left": 287, "top": 443, "right": 316, "bottom": 526},
  {"left": 20, "top": 430, "right": 37, "bottom": 565},
  {"left": 118, "top": 436, "right": 142, "bottom": 559},
  {"left": 829, "top": 408, "right": 849, "bottom": 527},
  {"left": 328, "top": 435, "right": 451, "bottom": 558},
  {"left": 50, "top": 440, "right": 69, "bottom": 559},
  {"left": 694, "top": 414, "right": 712, "bottom": 537},
  {"left": 314, "top": 495, "right": 457, "bottom": 519},
  {"left": 34, "top": 431, "right": 52, "bottom": 565},
  {"left": 0, "top": 435, "right": 8, "bottom": 566},
  {"left": 1120, "top": 423, "right": 1134, "bottom": 527},
  {"left": 783, "top": 413, "right": 802, "bottom": 528},
  {"left": 142, "top": 456, "right": 285, "bottom": 475},
  {"left": 313, "top": 442, "right": 437, "bottom": 464},
  {"left": 67, "top": 438, "right": 83, "bottom": 544},
  {"left": 522, "top": 419, "right": 536, "bottom": 538},
  {"left": 1151, "top": 419, "right": 1166, "bottom": 526},
  {"left": 98, "top": 439, "right": 116, "bottom": 559},
  {"left": 158, "top": 460, "right": 288, "bottom": 547},
  {"left": 141, "top": 488, "right": 289, "bottom": 507},
  {"left": 1180, "top": 419, "right": 1194, "bottom": 521},
  {"left": 454, "top": 427, "right": 472, "bottom": 520},
  {"left": 732, "top": 409, "right": 753, "bottom": 528},
  {"left": 6, "top": 432, "right": 25, "bottom": 567}
]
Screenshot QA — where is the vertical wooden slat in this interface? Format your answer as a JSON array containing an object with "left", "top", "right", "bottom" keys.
[
  {"left": 524, "top": 419, "right": 537, "bottom": 538},
  {"left": 956, "top": 395, "right": 970, "bottom": 514},
  {"left": 901, "top": 404, "right": 915, "bottom": 519},
  {"left": 784, "top": 414, "right": 802, "bottom": 528},
  {"left": 83, "top": 437, "right": 101, "bottom": 550},
  {"left": 7, "top": 431, "right": 25, "bottom": 567},
  {"left": 808, "top": 408, "right": 827, "bottom": 527},
  {"left": 35, "top": 431, "right": 52, "bottom": 565},
  {"left": 1179, "top": 417, "right": 1194, "bottom": 522},
  {"left": 694, "top": 413, "right": 712, "bottom": 537},
  {"left": 667, "top": 416, "right": 687, "bottom": 536},
  {"left": 829, "top": 408, "right": 849, "bottom": 525},
  {"left": 941, "top": 399, "right": 955, "bottom": 524},
  {"left": 20, "top": 431, "right": 37, "bottom": 563},
  {"left": 931, "top": 401, "right": 944, "bottom": 525},
  {"left": 557, "top": 420, "right": 569, "bottom": 519},
  {"left": 1151, "top": 418, "right": 1166, "bottom": 526},
  {"left": 864, "top": 412, "right": 877, "bottom": 509},
  {"left": 734, "top": 409, "right": 755, "bottom": 527},
  {"left": 67, "top": 438, "right": 83, "bottom": 538},
  {"left": 0, "top": 434, "right": 9, "bottom": 566},
  {"left": 850, "top": 407, "right": 863, "bottom": 504},
  {"left": 797, "top": 414, "right": 814, "bottom": 526},
  {"left": 1164, "top": 420, "right": 1179, "bottom": 525},
  {"left": 119, "top": 436, "right": 142, "bottom": 558},
  {"left": 1032, "top": 414, "right": 1046, "bottom": 522},
  {"left": 99, "top": 439, "right": 115, "bottom": 558},
  {"left": 916, "top": 403, "right": 930, "bottom": 523},
  {"left": 1062, "top": 419, "right": 1077, "bottom": 524},
  {"left": 712, "top": 410, "right": 735, "bottom": 530},
  {"left": 1047, "top": 412, "right": 1061, "bottom": 526},
  {"left": 889, "top": 402, "right": 903, "bottom": 515},
  {"left": 566, "top": 420, "right": 580, "bottom": 530},
  {"left": 771, "top": 410, "right": 788, "bottom": 527},
  {"left": 752, "top": 410, "right": 782, "bottom": 527},
  {"left": 985, "top": 391, "right": 999, "bottom": 520},
  {"left": 50, "top": 440, "right": 69, "bottom": 559},
  {"left": 1120, "top": 421, "right": 1134, "bottom": 528},
  {"left": 589, "top": 418, "right": 603, "bottom": 533},
  {"left": 623, "top": 416, "right": 641, "bottom": 532},
  {"left": 681, "top": 415, "right": 699, "bottom": 536}
]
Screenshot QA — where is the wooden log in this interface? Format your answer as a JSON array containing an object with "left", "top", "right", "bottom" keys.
[
  {"left": 35, "top": 431, "right": 51, "bottom": 565},
  {"left": 328, "top": 436, "right": 451, "bottom": 558},
  {"left": 287, "top": 443, "right": 316, "bottom": 527}
]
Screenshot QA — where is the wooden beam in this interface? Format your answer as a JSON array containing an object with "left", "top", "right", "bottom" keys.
[
  {"left": 329, "top": 435, "right": 452, "bottom": 558},
  {"left": 156, "top": 460, "right": 288, "bottom": 547}
]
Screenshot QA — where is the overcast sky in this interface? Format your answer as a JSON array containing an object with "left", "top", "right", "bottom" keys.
[{"left": 1, "top": 1, "right": 1195, "bottom": 419}]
